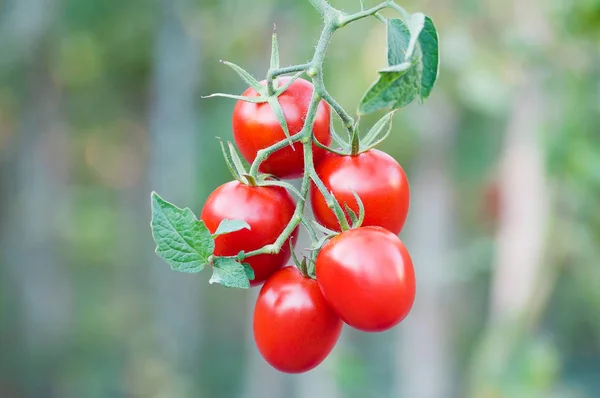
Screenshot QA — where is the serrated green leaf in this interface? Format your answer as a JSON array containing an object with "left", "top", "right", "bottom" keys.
[
  {"left": 213, "top": 219, "right": 251, "bottom": 237},
  {"left": 243, "top": 263, "right": 255, "bottom": 281},
  {"left": 417, "top": 16, "right": 439, "bottom": 100},
  {"left": 150, "top": 192, "right": 214, "bottom": 273},
  {"left": 210, "top": 257, "right": 251, "bottom": 288},
  {"left": 358, "top": 62, "right": 420, "bottom": 115},
  {"left": 387, "top": 19, "right": 411, "bottom": 65}
]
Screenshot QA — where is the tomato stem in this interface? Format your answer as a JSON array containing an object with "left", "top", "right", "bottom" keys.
[{"left": 235, "top": 0, "right": 413, "bottom": 261}]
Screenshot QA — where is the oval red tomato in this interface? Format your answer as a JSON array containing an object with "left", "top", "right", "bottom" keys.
[
  {"left": 232, "top": 77, "right": 331, "bottom": 179},
  {"left": 310, "top": 149, "right": 410, "bottom": 235},
  {"left": 315, "top": 226, "right": 415, "bottom": 332},
  {"left": 201, "top": 181, "right": 298, "bottom": 286},
  {"left": 253, "top": 266, "right": 342, "bottom": 373}
]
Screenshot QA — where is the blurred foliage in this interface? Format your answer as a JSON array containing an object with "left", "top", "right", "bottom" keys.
[{"left": 1, "top": 0, "right": 600, "bottom": 397}]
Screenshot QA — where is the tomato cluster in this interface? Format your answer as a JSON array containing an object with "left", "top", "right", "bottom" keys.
[{"left": 201, "top": 79, "right": 415, "bottom": 373}]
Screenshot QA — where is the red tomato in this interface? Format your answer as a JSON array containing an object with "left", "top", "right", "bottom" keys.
[
  {"left": 310, "top": 149, "right": 410, "bottom": 235},
  {"left": 315, "top": 226, "right": 415, "bottom": 332},
  {"left": 232, "top": 77, "right": 331, "bottom": 179},
  {"left": 253, "top": 266, "right": 342, "bottom": 373},
  {"left": 201, "top": 181, "right": 298, "bottom": 286}
]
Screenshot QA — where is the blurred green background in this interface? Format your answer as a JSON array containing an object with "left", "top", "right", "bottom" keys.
[{"left": 1, "top": 0, "right": 599, "bottom": 397}]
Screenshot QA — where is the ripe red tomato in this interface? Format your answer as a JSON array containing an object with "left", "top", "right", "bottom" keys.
[
  {"left": 310, "top": 149, "right": 410, "bottom": 235},
  {"left": 232, "top": 77, "right": 331, "bottom": 179},
  {"left": 253, "top": 266, "right": 342, "bottom": 373},
  {"left": 201, "top": 181, "right": 298, "bottom": 286},
  {"left": 315, "top": 226, "right": 415, "bottom": 332}
]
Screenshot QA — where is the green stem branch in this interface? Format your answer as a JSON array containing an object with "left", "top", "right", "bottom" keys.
[{"left": 237, "top": 0, "right": 412, "bottom": 261}]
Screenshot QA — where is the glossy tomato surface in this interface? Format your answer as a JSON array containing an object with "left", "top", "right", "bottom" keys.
[
  {"left": 253, "top": 266, "right": 342, "bottom": 373},
  {"left": 310, "top": 149, "right": 410, "bottom": 234},
  {"left": 232, "top": 77, "right": 331, "bottom": 179},
  {"left": 201, "top": 181, "right": 298, "bottom": 286},
  {"left": 315, "top": 226, "right": 415, "bottom": 332}
]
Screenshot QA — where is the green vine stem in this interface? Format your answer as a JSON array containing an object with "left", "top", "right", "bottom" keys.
[{"left": 236, "top": 0, "right": 412, "bottom": 262}]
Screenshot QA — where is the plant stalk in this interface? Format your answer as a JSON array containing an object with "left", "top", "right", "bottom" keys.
[{"left": 238, "top": 0, "right": 411, "bottom": 261}]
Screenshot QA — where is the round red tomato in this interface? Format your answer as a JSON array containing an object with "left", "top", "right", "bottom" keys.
[
  {"left": 315, "top": 226, "right": 415, "bottom": 332},
  {"left": 232, "top": 77, "right": 331, "bottom": 179},
  {"left": 310, "top": 149, "right": 410, "bottom": 235},
  {"left": 253, "top": 266, "right": 342, "bottom": 373},
  {"left": 201, "top": 181, "right": 298, "bottom": 286}
]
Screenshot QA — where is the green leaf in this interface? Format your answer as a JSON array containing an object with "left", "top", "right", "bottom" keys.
[
  {"left": 387, "top": 19, "right": 411, "bottom": 65},
  {"left": 243, "top": 263, "right": 255, "bottom": 281},
  {"left": 358, "top": 61, "right": 420, "bottom": 115},
  {"left": 210, "top": 257, "right": 251, "bottom": 288},
  {"left": 150, "top": 192, "right": 214, "bottom": 273},
  {"left": 405, "top": 13, "right": 425, "bottom": 60},
  {"left": 379, "top": 62, "right": 414, "bottom": 73},
  {"left": 213, "top": 219, "right": 251, "bottom": 237},
  {"left": 359, "top": 18, "right": 423, "bottom": 115},
  {"left": 417, "top": 16, "right": 439, "bottom": 101}
]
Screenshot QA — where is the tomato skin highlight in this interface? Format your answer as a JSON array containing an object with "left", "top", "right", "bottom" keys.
[
  {"left": 232, "top": 77, "right": 332, "bottom": 179},
  {"left": 310, "top": 149, "right": 410, "bottom": 235},
  {"left": 253, "top": 266, "right": 343, "bottom": 373},
  {"left": 201, "top": 181, "right": 299, "bottom": 286},
  {"left": 315, "top": 226, "right": 416, "bottom": 332}
]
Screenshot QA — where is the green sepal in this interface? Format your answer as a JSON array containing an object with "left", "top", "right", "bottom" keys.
[
  {"left": 218, "top": 138, "right": 242, "bottom": 182},
  {"left": 344, "top": 203, "right": 358, "bottom": 226},
  {"left": 360, "top": 111, "right": 396, "bottom": 151},
  {"left": 274, "top": 71, "right": 304, "bottom": 96},
  {"left": 202, "top": 93, "right": 267, "bottom": 103},
  {"left": 228, "top": 142, "right": 250, "bottom": 178},
  {"left": 312, "top": 220, "right": 339, "bottom": 237},
  {"left": 270, "top": 26, "right": 280, "bottom": 70},
  {"left": 260, "top": 179, "right": 303, "bottom": 198},
  {"left": 221, "top": 60, "right": 265, "bottom": 94},
  {"left": 267, "top": 96, "right": 293, "bottom": 146},
  {"left": 349, "top": 189, "right": 365, "bottom": 229}
]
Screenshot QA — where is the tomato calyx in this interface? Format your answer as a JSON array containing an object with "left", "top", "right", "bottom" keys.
[
  {"left": 289, "top": 240, "right": 315, "bottom": 279},
  {"left": 314, "top": 110, "right": 396, "bottom": 156},
  {"left": 204, "top": 29, "right": 307, "bottom": 149}
]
